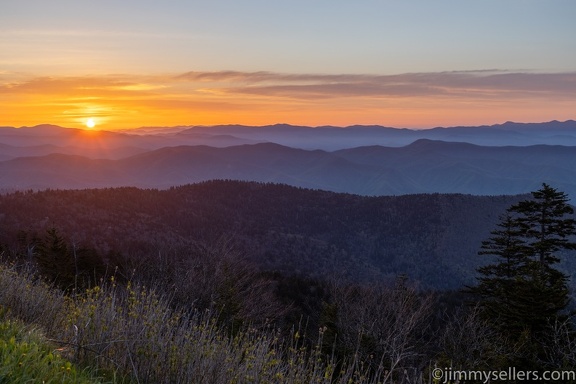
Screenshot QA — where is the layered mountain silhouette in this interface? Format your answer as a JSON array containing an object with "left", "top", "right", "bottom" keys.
[
  {"left": 0, "top": 140, "right": 575, "bottom": 198},
  {"left": 2, "top": 120, "right": 576, "bottom": 154},
  {"left": 1, "top": 121, "right": 575, "bottom": 197}
]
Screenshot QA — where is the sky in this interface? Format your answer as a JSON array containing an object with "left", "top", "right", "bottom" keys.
[{"left": 1, "top": 0, "right": 575, "bottom": 130}]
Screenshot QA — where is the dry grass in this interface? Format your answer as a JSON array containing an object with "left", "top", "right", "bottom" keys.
[{"left": 0, "top": 264, "right": 401, "bottom": 383}]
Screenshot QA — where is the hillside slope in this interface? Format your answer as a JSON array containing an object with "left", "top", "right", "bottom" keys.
[{"left": 1, "top": 181, "right": 562, "bottom": 289}]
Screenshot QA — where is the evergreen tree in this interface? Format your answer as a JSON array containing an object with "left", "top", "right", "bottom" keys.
[
  {"left": 512, "top": 183, "right": 576, "bottom": 267},
  {"left": 34, "top": 228, "right": 109, "bottom": 291},
  {"left": 35, "top": 228, "right": 73, "bottom": 289},
  {"left": 471, "top": 184, "right": 576, "bottom": 337},
  {"left": 473, "top": 213, "right": 528, "bottom": 327}
]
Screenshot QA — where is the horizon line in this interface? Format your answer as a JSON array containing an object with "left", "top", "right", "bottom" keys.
[{"left": 5, "top": 118, "right": 575, "bottom": 132}]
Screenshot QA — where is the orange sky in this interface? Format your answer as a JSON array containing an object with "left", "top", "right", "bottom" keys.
[
  {"left": 2, "top": 2, "right": 575, "bottom": 130},
  {"left": 2, "top": 70, "right": 575, "bottom": 130}
]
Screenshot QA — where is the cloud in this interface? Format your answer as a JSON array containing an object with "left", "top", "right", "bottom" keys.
[
  {"left": 2, "top": 70, "right": 574, "bottom": 129},
  {"left": 225, "top": 81, "right": 443, "bottom": 99},
  {"left": 187, "top": 70, "right": 576, "bottom": 100},
  {"left": 4, "top": 70, "right": 575, "bottom": 101},
  {"left": 175, "top": 70, "right": 370, "bottom": 84},
  {"left": 0, "top": 75, "right": 165, "bottom": 96}
]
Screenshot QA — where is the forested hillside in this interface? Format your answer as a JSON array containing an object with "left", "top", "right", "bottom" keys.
[
  {"left": 2, "top": 181, "right": 576, "bottom": 382},
  {"left": 0, "top": 180, "right": 535, "bottom": 289}
]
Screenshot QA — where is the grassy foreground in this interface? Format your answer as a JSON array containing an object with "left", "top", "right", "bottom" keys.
[
  {"left": 0, "top": 315, "right": 111, "bottom": 383},
  {"left": 0, "top": 264, "right": 394, "bottom": 384}
]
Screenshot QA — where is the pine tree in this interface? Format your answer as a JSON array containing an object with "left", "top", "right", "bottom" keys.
[
  {"left": 34, "top": 228, "right": 109, "bottom": 291},
  {"left": 473, "top": 213, "right": 528, "bottom": 327},
  {"left": 471, "top": 184, "right": 576, "bottom": 336},
  {"left": 35, "top": 228, "right": 74, "bottom": 289},
  {"left": 512, "top": 183, "right": 576, "bottom": 267}
]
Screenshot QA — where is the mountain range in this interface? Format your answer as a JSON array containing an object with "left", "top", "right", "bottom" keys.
[
  {"left": 2, "top": 120, "right": 576, "bottom": 154},
  {"left": 1, "top": 120, "right": 576, "bottom": 198}
]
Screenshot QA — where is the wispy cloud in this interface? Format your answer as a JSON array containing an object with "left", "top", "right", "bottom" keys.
[
  {"left": 4, "top": 70, "right": 575, "bottom": 99},
  {"left": 1, "top": 70, "right": 574, "bottom": 128},
  {"left": 176, "top": 70, "right": 372, "bottom": 84},
  {"left": 0, "top": 75, "right": 159, "bottom": 96},
  {"left": 175, "top": 70, "right": 576, "bottom": 100}
]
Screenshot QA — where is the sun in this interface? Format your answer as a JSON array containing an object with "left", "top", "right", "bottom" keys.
[{"left": 85, "top": 118, "right": 96, "bottom": 129}]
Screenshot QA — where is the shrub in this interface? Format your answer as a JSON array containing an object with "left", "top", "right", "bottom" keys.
[{"left": 0, "top": 314, "right": 110, "bottom": 383}]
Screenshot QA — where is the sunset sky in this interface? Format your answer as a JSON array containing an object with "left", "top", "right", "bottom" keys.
[{"left": 1, "top": 1, "right": 575, "bottom": 130}]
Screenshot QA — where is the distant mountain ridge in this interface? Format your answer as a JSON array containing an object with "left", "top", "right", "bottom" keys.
[
  {"left": 2, "top": 140, "right": 576, "bottom": 198},
  {"left": 1, "top": 120, "right": 576, "bottom": 154},
  {"left": 2, "top": 120, "right": 576, "bottom": 196},
  {"left": 176, "top": 120, "right": 576, "bottom": 149}
]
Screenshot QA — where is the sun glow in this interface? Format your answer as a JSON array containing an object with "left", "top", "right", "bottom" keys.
[
  {"left": 1, "top": 71, "right": 574, "bottom": 130},
  {"left": 85, "top": 118, "right": 96, "bottom": 129}
]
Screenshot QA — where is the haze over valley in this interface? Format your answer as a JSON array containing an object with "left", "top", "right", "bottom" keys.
[
  {"left": 2, "top": 120, "right": 576, "bottom": 197},
  {"left": 4, "top": 120, "right": 575, "bottom": 290}
]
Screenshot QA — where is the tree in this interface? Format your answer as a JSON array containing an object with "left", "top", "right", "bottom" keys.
[
  {"left": 513, "top": 184, "right": 576, "bottom": 267},
  {"left": 473, "top": 213, "right": 528, "bottom": 324},
  {"left": 35, "top": 228, "right": 73, "bottom": 289},
  {"left": 437, "top": 304, "right": 507, "bottom": 370},
  {"left": 34, "top": 228, "right": 109, "bottom": 292},
  {"left": 326, "top": 277, "right": 434, "bottom": 382},
  {"left": 470, "top": 184, "right": 576, "bottom": 366}
]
